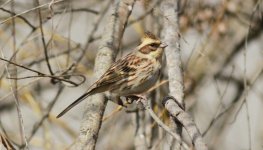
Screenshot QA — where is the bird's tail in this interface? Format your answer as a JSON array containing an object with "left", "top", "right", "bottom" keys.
[{"left": 56, "top": 92, "right": 90, "bottom": 118}]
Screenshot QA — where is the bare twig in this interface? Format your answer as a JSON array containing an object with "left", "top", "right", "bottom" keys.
[
  {"left": 66, "top": 1, "right": 73, "bottom": 67},
  {"left": 0, "top": 132, "right": 15, "bottom": 150},
  {"left": 0, "top": 7, "right": 36, "bottom": 30},
  {"left": 35, "top": 0, "right": 54, "bottom": 75},
  {"left": 0, "top": 0, "right": 66, "bottom": 25},
  {"left": 26, "top": 45, "right": 81, "bottom": 67},
  {"left": 74, "top": 0, "right": 112, "bottom": 67},
  {"left": 241, "top": 2, "right": 262, "bottom": 148},
  {"left": 187, "top": 0, "right": 263, "bottom": 96},
  {"left": 54, "top": 8, "right": 99, "bottom": 15},
  {"left": 20, "top": 85, "right": 64, "bottom": 149},
  {"left": 202, "top": 63, "right": 263, "bottom": 136},
  {"left": 10, "top": 1, "right": 28, "bottom": 148},
  {"left": 202, "top": 0, "right": 262, "bottom": 139},
  {"left": 0, "top": 57, "right": 85, "bottom": 86},
  {"left": 128, "top": 0, "right": 163, "bottom": 26}
]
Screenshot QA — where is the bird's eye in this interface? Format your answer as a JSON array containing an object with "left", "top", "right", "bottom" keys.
[{"left": 150, "top": 43, "right": 159, "bottom": 48}]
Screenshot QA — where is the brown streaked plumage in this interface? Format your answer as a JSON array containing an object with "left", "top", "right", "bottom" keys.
[{"left": 57, "top": 32, "right": 167, "bottom": 118}]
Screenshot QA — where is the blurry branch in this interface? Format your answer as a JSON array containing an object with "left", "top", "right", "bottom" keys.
[
  {"left": 66, "top": 1, "right": 73, "bottom": 66},
  {"left": 26, "top": 45, "right": 81, "bottom": 67},
  {"left": 203, "top": 63, "right": 263, "bottom": 136},
  {"left": 20, "top": 86, "right": 64, "bottom": 149},
  {"left": 0, "top": 2, "right": 99, "bottom": 38},
  {"left": 227, "top": 64, "right": 263, "bottom": 124},
  {"left": 35, "top": 0, "right": 54, "bottom": 75},
  {"left": 0, "top": 45, "right": 84, "bottom": 86},
  {"left": 0, "top": 78, "right": 40, "bottom": 104},
  {"left": 10, "top": 1, "right": 28, "bottom": 148},
  {"left": 161, "top": 0, "right": 184, "bottom": 149},
  {"left": 0, "top": 0, "right": 66, "bottom": 25},
  {"left": 0, "top": 33, "right": 100, "bottom": 81},
  {"left": 0, "top": 119, "right": 20, "bottom": 147},
  {"left": 74, "top": 0, "right": 112, "bottom": 66},
  {"left": 216, "top": 24, "right": 262, "bottom": 77},
  {"left": 0, "top": 132, "right": 15, "bottom": 150},
  {"left": 0, "top": 1, "right": 102, "bottom": 79},
  {"left": 202, "top": 0, "right": 263, "bottom": 137},
  {"left": 187, "top": 0, "right": 263, "bottom": 94},
  {"left": 209, "top": 66, "right": 263, "bottom": 149},
  {"left": 0, "top": 57, "right": 85, "bottom": 87},
  {"left": 73, "top": 0, "right": 136, "bottom": 149},
  {"left": 128, "top": 0, "right": 163, "bottom": 26},
  {"left": 0, "top": 7, "right": 36, "bottom": 30},
  {"left": 54, "top": 8, "right": 99, "bottom": 15}
]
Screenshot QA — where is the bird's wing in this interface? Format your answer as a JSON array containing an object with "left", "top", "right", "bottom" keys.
[{"left": 90, "top": 53, "right": 137, "bottom": 91}]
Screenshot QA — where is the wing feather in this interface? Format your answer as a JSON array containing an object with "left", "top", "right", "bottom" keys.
[{"left": 92, "top": 54, "right": 136, "bottom": 89}]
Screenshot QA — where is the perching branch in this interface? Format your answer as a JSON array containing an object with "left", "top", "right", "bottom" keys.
[{"left": 162, "top": 96, "right": 208, "bottom": 150}]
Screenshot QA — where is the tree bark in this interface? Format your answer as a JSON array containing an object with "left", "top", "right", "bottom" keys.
[{"left": 161, "top": 0, "right": 184, "bottom": 149}]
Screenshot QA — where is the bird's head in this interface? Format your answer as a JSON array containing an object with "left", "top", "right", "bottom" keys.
[{"left": 137, "top": 31, "right": 167, "bottom": 59}]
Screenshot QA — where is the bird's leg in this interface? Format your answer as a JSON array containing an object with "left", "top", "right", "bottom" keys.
[
  {"left": 106, "top": 93, "right": 127, "bottom": 107},
  {"left": 125, "top": 95, "right": 147, "bottom": 104},
  {"left": 134, "top": 95, "right": 147, "bottom": 104}
]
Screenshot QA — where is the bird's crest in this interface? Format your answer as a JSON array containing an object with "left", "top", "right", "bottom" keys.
[{"left": 142, "top": 31, "right": 158, "bottom": 41}]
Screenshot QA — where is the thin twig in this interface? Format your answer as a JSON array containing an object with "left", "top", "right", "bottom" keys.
[
  {"left": 0, "top": 7, "right": 36, "bottom": 30},
  {"left": 35, "top": 0, "right": 54, "bottom": 75},
  {"left": 10, "top": 1, "right": 28, "bottom": 148},
  {"left": 0, "top": 0, "right": 66, "bottom": 25},
  {"left": 202, "top": 64, "right": 263, "bottom": 136},
  {"left": 0, "top": 57, "right": 85, "bottom": 86},
  {"left": 20, "top": 85, "right": 64, "bottom": 148},
  {"left": 128, "top": 0, "right": 163, "bottom": 25},
  {"left": 54, "top": 8, "right": 99, "bottom": 15}
]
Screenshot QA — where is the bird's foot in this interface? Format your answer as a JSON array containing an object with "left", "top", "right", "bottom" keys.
[{"left": 125, "top": 95, "right": 147, "bottom": 104}]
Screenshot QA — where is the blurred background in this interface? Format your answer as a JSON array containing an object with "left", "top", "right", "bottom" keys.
[{"left": 0, "top": 0, "right": 262, "bottom": 149}]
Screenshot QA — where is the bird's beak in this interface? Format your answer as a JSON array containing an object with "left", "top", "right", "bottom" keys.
[{"left": 160, "top": 43, "right": 168, "bottom": 48}]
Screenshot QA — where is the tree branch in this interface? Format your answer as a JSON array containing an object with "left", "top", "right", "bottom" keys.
[
  {"left": 140, "top": 99, "right": 189, "bottom": 150},
  {"left": 161, "top": 0, "right": 184, "bottom": 149},
  {"left": 163, "top": 96, "right": 208, "bottom": 150},
  {"left": 72, "top": 0, "right": 136, "bottom": 149}
]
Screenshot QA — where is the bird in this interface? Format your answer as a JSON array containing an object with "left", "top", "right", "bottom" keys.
[{"left": 57, "top": 31, "right": 167, "bottom": 118}]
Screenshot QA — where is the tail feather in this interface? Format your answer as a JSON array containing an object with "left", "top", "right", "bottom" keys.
[{"left": 56, "top": 92, "right": 90, "bottom": 118}]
